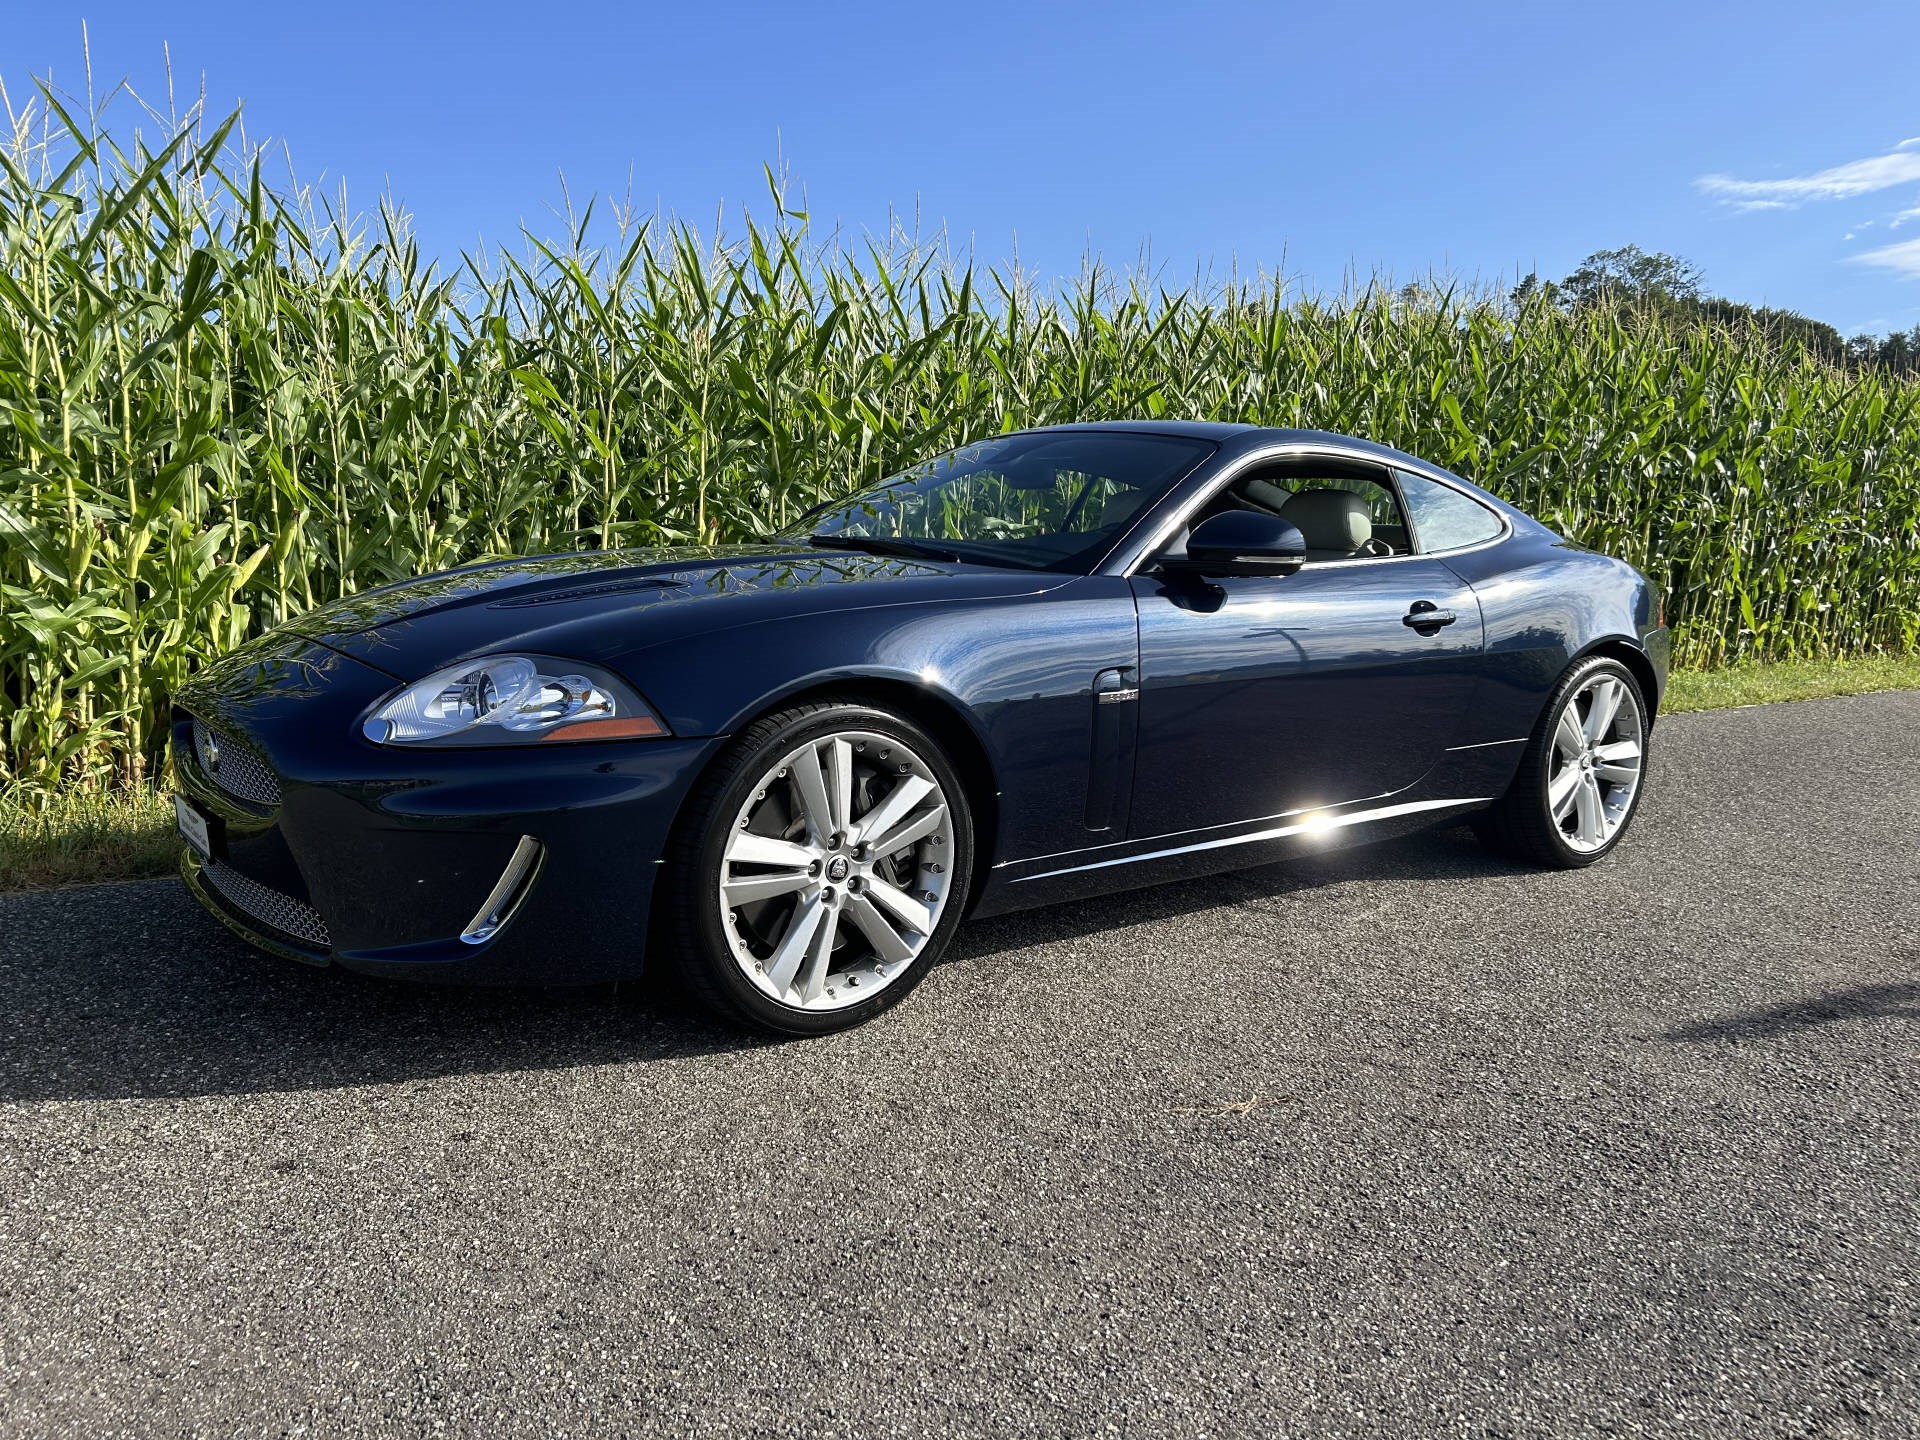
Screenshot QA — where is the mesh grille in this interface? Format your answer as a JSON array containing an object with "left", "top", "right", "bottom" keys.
[
  {"left": 193, "top": 721, "right": 281, "bottom": 806},
  {"left": 202, "top": 861, "right": 331, "bottom": 950}
]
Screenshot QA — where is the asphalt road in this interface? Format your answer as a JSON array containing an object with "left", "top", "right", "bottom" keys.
[{"left": 2, "top": 692, "right": 1917, "bottom": 1440}]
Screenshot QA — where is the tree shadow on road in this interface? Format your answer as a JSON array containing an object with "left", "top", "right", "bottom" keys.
[
  {"left": 0, "top": 825, "right": 1519, "bottom": 1103},
  {"left": 1664, "top": 982, "right": 1920, "bottom": 1043}
]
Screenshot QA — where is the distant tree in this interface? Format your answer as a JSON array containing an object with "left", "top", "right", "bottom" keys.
[
  {"left": 1558, "top": 246, "right": 1705, "bottom": 310},
  {"left": 1844, "top": 327, "right": 1918, "bottom": 374},
  {"left": 1514, "top": 246, "right": 1918, "bottom": 376},
  {"left": 1877, "top": 327, "right": 1920, "bottom": 375},
  {"left": 1695, "top": 298, "right": 1847, "bottom": 368},
  {"left": 1508, "top": 271, "right": 1559, "bottom": 309}
]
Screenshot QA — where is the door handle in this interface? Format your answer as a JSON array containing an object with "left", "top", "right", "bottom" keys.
[{"left": 1403, "top": 602, "right": 1458, "bottom": 629}]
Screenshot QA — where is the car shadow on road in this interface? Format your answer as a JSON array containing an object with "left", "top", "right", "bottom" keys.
[
  {"left": 953, "top": 821, "right": 1526, "bottom": 961},
  {"left": 1664, "top": 982, "right": 1920, "bottom": 1043},
  {"left": 0, "top": 825, "right": 1519, "bottom": 1104}
]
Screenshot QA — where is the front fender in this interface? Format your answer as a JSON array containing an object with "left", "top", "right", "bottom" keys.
[{"left": 617, "top": 577, "right": 1142, "bottom": 869}]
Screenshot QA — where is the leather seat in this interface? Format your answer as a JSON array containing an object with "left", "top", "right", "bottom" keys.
[{"left": 1280, "top": 489, "right": 1372, "bottom": 561}]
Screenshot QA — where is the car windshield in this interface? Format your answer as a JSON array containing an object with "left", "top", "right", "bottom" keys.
[{"left": 790, "top": 432, "right": 1215, "bottom": 571}]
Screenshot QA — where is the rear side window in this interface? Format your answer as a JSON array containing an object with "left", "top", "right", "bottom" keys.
[{"left": 1397, "top": 470, "right": 1504, "bottom": 552}]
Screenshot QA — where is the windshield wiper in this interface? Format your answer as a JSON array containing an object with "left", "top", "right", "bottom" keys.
[{"left": 804, "top": 533, "right": 963, "bottom": 563}]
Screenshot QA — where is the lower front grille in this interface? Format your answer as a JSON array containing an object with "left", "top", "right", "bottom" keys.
[
  {"left": 202, "top": 860, "right": 332, "bottom": 950},
  {"left": 192, "top": 720, "right": 282, "bottom": 807}
]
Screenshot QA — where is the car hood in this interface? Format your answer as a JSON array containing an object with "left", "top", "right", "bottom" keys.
[{"left": 270, "top": 543, "right": 1068, "bottom": 680}]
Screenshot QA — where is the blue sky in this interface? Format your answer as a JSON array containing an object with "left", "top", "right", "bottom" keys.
[{"left": 10, "top": 1, "right": 1920, "bottom": 336}]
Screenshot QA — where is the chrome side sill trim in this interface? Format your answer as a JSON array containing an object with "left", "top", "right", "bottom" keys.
[
  {"left": 1013, "top": 796, "right": 1489, "bottom": 883},
  {"left": 995, "top": 785, "right": 1408, "bottom": 868},
  {"left": 1444, "top": 737, "right": 1527, "bottom": 752},
  {"left": 461, "top": 836, "right": 544, "bottom": 945}
]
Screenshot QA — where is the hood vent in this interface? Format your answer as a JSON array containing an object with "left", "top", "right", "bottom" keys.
[{"left": 488, "top": 577, "right": 680, "bottom": 608}]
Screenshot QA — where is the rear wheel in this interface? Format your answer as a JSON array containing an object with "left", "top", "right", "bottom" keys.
[
  {"left": 1473, "top": 655, "right": 1648, "bottom": 869},
  {"left": 665, "top": 700, "right": 973, "bottom": 1034}
]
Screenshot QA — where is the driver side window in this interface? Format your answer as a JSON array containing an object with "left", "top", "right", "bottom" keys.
[{"left": 1200, "top": 464, "right": 1412, "bottom": 563}]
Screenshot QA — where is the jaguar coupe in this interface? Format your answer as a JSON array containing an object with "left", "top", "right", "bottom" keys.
[{"left": 173, "top": 423, "right": 1668, "bottom": 1033}]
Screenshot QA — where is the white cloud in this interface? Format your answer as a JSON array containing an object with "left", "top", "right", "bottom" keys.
[
  {"left": 1699, "top": 144, "right": 1920, "bottom": 207},
  {"left": 1893, "top": 202, "right": 1920, "bottom": 230},
  {"left": 1855, "top": 236, "right": 1920, "bottom": 276}
]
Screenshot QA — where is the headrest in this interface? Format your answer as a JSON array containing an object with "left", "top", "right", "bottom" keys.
[
  {"left": 1242, "top": 478, "right": 1294, "bottom": 513},
  {"left": 1280, "top": 489, "right": 1372, "bottom": 556}
]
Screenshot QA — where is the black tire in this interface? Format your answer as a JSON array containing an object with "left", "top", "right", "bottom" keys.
[
  {"left": 662, "top": 699, "right": 974, "bottom": 1035},
  {"left": 1472, "top": 654, "right": 1650, "bottom": 869}
]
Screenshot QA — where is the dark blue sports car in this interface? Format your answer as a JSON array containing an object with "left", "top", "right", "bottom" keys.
[{"left": 173, "top": 423, "right": 1668, "bottom": 1033}]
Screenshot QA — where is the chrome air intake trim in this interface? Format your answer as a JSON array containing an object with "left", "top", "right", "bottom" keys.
[{"left": 461, "top": 836, "right": 545, "bottom": 945}]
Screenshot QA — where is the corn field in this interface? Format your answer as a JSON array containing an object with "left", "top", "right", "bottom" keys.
[{"left": 3, "top": 88, "right": 1918, "bottom": 798}]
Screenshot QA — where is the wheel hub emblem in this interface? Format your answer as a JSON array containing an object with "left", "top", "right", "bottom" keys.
[{"left": 826, "top": 855, "right": 851, "bottom": 882}]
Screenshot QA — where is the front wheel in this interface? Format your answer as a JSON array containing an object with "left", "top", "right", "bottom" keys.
[
  {"left": 664, "top": 700, "right": 973, "bottom": 1035},
  {"left": 1473, "top": 656, "right": 1649, "bottom": 869}
]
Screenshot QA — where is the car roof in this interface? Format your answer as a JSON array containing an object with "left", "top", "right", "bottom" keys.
[
  {"left": 1008, "top": 422, "right": 1457, "bottom": 477},
  {"left": 1008, "top": 420, "right": 1259, "bottom": 441}
]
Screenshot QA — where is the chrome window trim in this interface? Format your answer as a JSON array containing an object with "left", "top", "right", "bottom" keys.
[{"left": 1110, "top": 441, "right": 1513, "bottom": 578}]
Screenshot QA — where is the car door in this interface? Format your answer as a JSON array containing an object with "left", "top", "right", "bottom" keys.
[{"left": 1124, "top": 472, "right": 1486, "bottom": 841}]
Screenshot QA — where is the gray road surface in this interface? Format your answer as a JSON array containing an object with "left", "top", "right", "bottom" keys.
[{"left": 2, "top": 691, "right": 1917, "bottom": 1439}]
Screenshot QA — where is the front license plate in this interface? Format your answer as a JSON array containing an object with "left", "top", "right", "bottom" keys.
[{"left": 174, "top": 795, "right": 213, "bottom": 860}]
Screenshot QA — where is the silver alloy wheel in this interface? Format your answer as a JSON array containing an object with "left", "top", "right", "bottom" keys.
[
  {"left": 718, "top": 729, "right": 955, "bottom": 1011},
  {"left": 1548, "top": 673, "right": 1644, "bottom": 854}
]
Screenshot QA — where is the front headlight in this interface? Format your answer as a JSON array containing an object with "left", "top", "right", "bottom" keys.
[{"left": 361, "top": 654, "right": 669, "bottom": 746}]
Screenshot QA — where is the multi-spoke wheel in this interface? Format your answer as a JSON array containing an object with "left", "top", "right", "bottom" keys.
[
  {"left": 1473, "top": 655, "right": 1650, "bottom": 868},
  {"left": 1545, "top": 672, "right": 1644, "bottom": 854},
  {"left": 666, "top": 701, "right": 973, "bottom": 1033}
]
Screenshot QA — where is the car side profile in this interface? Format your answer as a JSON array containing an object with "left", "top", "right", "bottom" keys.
[{"left": 172, "top": 423, "right": 1668, "bottom": 1033}]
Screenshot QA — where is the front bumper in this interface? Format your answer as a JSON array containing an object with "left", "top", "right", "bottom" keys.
[{"left": 172, "top": 634, "right": 723, "bottom": 985}]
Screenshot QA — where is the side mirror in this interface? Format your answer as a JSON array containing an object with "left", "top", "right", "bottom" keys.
[{"left": 1162, "top": 511, "right": 1307, "bottom": 577}]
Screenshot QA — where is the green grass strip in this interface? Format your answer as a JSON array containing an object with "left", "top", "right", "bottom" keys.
[
  {"left": 1, "top": 786, "right": 178, "bottom": 893},
  {"left": 1662, "top": 653, "right": 1920, "bottom": 713}
]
